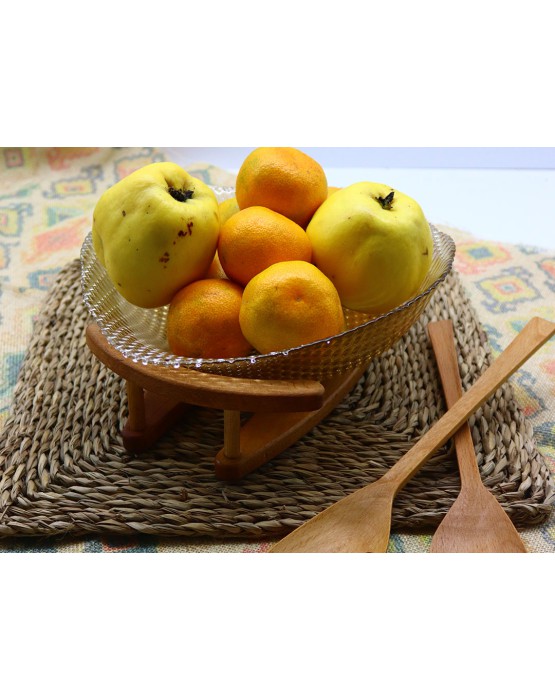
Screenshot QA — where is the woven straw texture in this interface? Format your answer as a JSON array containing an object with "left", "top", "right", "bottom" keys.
[{"left": 0, "top": 258, "right": 552, "bottom": 541}]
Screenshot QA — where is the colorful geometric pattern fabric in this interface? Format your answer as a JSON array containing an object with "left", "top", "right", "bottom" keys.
[{"left": 0, "top": 148, "right": 554, "bottom": 553}]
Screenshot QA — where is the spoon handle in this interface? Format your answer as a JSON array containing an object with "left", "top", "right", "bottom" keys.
[
  {"left": 381, "top": 316, "right": 555, "bottom": 492},
  {"left": 428, "top": 319, "right": 482, "bottom": 488}
]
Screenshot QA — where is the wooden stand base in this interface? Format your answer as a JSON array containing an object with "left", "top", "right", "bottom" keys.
[{"left": 86, "top": 323, "right": 367, "bottom": 482}]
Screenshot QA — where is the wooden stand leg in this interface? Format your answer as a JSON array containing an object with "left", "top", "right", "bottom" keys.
[
  {"left": 122, "top": 381, "right": 190, "bottom": 453},
  {"left": 126, "top": 381, "right": 146, "bottom": 432},
  {"left": 223, "top": 410, "right": 241, "bottom": 459}
]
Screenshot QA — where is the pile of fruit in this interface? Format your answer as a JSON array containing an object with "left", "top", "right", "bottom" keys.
[{"left": 91, "top": 148, "right": 433, "bottom": 360}]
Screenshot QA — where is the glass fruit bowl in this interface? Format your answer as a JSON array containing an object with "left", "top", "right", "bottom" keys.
[{"left": 80, "top": 186, "right": 455, "bottom": 381}]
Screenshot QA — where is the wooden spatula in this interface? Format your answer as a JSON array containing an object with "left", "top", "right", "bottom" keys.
[
  {"left": 269, "top": 317, "right": 555, "bottom": 553},
  {"left": 427, "top": 319, "right": 527, "bottom": 552}
]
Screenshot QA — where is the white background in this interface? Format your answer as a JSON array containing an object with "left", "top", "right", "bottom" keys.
[{"left": 165, "top": 147, "right": 555, "bottom": 250}]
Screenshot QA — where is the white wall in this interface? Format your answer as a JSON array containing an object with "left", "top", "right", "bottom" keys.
[{"left": 166, "top": 147, "right": 555, "bottom": 171}]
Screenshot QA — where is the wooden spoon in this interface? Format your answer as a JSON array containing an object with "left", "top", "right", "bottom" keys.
[
  {"left": 269, "top": 316, "right": 555, "bottom": 553},
  {"left": 427, "top": 319, "right": 527, "bottom": 552}
]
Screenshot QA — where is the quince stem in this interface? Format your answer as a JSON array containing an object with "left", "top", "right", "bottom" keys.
[
  {"left": 168, "top": 187, "right": 194, "bottom": 203},
  {"left": 377, "top": 190, "right": 395, "bottom": 210}
]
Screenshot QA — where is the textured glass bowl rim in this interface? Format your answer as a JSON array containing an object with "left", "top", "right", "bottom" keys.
[{"left": 80, "top": 187, "right": 455, "bottom": 372}]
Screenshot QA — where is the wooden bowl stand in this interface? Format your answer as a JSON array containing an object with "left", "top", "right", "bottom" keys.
[{"left": 86, "top": 323, "right": 367, "bottom": 482}]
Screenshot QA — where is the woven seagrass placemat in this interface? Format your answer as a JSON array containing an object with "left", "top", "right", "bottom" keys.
[{"left": 0, "top": 259, "right": 553, "bottom": 539}]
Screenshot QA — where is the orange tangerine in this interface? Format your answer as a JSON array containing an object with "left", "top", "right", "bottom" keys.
[
  {"left": 239, "top": 260, "right": 346, "bottom": 354},
  {"left": 235, "top": 147, "right": 328, "bottom": 228},
  {"left": 218, "top": 205, "right": 312, "bottom": 286},
  {"left": 167, "top": 278, "right": 252, "bottom": 359}
]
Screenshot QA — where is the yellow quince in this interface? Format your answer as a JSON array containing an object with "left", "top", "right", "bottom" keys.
[
  {"left": 306, "top": 182, "right": 433, "bottom": 315},
  {"left": 92, "top": 162, "right": 220, "bottom": 308}
]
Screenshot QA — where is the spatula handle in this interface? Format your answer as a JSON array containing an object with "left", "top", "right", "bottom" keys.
[
  {"left": 382, "top": 316, "right": 555, "bottom": 491},
  {"left": 428, "top": 320, "right": 467, "bottom": 409},
  {"left": 428, "top": 319, "right": 483, "bottom": 488}
]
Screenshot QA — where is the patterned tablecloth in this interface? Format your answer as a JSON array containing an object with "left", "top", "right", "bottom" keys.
[{"left": 1, "top": 147, "right": 554, "bottom": 553}]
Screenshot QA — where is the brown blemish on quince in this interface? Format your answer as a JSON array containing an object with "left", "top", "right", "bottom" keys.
[{"left": 178, "top": 223, "right": 194, "bottom": 238}]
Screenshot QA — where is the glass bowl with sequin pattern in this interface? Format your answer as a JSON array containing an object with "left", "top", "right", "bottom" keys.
[{"left": 80, "top": 186, "right": 455, "bottom": 381}]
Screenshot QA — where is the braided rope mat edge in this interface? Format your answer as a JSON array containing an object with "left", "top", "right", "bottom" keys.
[{"left": 0, "top": 260, "right": 553, "bottom": 539}]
